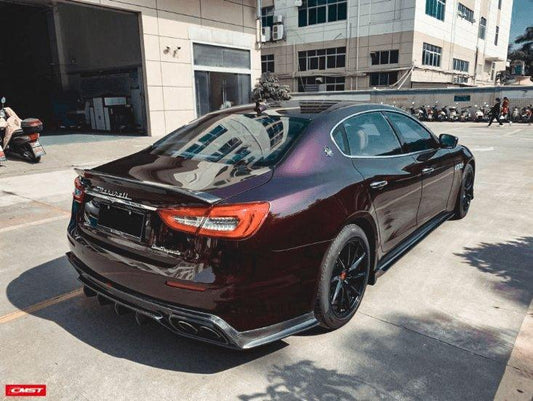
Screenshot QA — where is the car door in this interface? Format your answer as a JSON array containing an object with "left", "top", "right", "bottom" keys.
[
  {"left": 384, "top": 112, "right": 455, "bottom": 226},
  {"left": 332, "top": 111, "right": 422, "bottom": 254}
]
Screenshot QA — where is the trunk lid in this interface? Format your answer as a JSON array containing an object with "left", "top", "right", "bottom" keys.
[{"left": 83, "top": 147, "right": 273, "bottom": 208}]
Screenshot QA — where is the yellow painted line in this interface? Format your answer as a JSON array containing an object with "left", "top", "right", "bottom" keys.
[
  {"left": 0, "top": 288, "right": 83, "bottom": 324},
  {"left": 0, "top": 215, "right": 69, "bottom": 234}
]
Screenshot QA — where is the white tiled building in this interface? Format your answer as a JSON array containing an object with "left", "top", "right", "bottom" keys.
[
  {"left": 0, "top": 0, "right": 261, "bottom": 136},
  {"left": 260, "top": 0, "right": 513, "bottom": 91}
]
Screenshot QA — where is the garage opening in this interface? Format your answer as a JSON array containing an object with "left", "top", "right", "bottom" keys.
[{"left": 0, "top": 0, "right": 147, "bottom": 136}]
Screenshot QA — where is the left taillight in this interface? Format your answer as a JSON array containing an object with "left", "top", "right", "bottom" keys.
[
  {"left": 73, "top": 176, "right": 85, "bottom": 203},
  {"left": 157, "top": 202, "right": 270, "bottom": 239}
]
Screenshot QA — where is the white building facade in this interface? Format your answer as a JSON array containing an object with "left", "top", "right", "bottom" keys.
[
  {"left": 260, "top": 0, "right": 513, "bottom": 91},
  {"left": 0, "top": 0, "right": 261, "bottom": 137}
]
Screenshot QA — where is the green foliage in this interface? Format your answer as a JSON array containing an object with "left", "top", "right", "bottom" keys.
[
  {"left": 509, "top": 26, "right": 533, "bottom": 75},
  {"left": 252, "top": 72, "right": 291, "bottom": 103}
]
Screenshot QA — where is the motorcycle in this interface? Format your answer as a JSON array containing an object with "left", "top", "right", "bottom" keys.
[
  {"left": 459, "top": 106, "right": 472, "bottom": 122},
  {"left": 0, "top": 97, "right": 45, "bottom": 163}
]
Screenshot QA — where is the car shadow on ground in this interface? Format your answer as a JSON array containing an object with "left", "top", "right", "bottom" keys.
[{"left": 5, "top": 255, "right": 287, "bottom": 374}]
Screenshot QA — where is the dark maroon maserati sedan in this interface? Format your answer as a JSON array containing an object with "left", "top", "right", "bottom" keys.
[{"left": 67, "top": 100, "right": 475, "bottom": 349}]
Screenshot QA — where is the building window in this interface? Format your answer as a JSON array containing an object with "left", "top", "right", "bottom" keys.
[
  {"left": 370, "top": 50, "right": 399, "bottom": 65},
  {"left": 298, "top": 0, "right": 347, "bottom": 27},
  {"left": 479, "top": 17, "right": 487, "bottom": 39},
  {"left": 193, "top": 43, "right": 250, "bottom": 69},
  {"left": 298, "top": 76, "right": 345, "bottom": 92},
  {"left": 495, "top": 26, "right": 500, "bottom": 46},
  {"left": 298, "top": 47, "right": 346, "bottom": 71},
  {"left": 261, "top": 54, "right": 275, "bottom": 73},
  {"left": 498, "top": 0, "right": 502, "bottom": 9},
  {"left": 425, "top": 0, "right": 446, "bottom": 21},
  {"left": 453, "top": 76, "right": 469, "bottom": 84},
  {"left": 453, "top": 58, "right": 469, "bottom": 72},
  {"left": 261, "top": 6, "right": 274, "bottom": 30},
  {"left": 422, "top": 43, "right": 442, "bottom": 67},
  {"left": 457, "top": 3, "right": 474, "bottom": 22},
  {"left": 369, "top": 71, "right": 399, "bottom": 86}
]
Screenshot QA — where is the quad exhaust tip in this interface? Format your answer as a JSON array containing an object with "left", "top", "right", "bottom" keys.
[{"left": 85, "top": 285, "right": 228, "bottom": 344}]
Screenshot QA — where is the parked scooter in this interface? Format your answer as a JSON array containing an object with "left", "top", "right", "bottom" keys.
[{"left": 0, "top": 97, "right": 45, "bottom": 163}]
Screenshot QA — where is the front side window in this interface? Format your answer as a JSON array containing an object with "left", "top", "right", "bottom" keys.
[
  {"left": 152, "top": 113, "right": 310, "bottom": 167},
  {"left": 335, "top": 112, "right": 402, "bottom": 157},
  {"left": 370, "top": 71, "right": 399, "bottom": 86},
  {"left": 370, "top": 50, "right": 399, "bottom": 65},
  {"left": 479, "top": 17, "right": 487, "bottom": 39},
  {"left": 298, "top": 47, "right": 346, "bottom": 71},
  {"left": 261, "top": 54, "right": 275, "bottom": 73},
  {"left": 298, "top": 0, "right": 347, "bottom": 27},
  {"left": 426, "top": 0, "right": 446, "bottom": 21},
  {"left": 422, "top": 43, "right": 442, "bottom": 67},
  {"left": 385, "top": 112, "right": 438, "bottom": 152}
]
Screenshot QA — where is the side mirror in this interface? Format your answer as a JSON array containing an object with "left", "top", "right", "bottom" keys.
[
  {"left": 1, "top": 97, "right": 5, "bottom": 105},
  {"left": 439, "top": 133, "right": 458, "bottom": 149}
]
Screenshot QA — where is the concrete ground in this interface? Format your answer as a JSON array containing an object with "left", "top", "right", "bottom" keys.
[{"left": 0, "top": 122, "right": 532, "bottom": 401}]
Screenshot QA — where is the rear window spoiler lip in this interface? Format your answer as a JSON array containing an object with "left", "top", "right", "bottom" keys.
[{"left": 74, "top": 168, "right": 222, "bottom": 205}]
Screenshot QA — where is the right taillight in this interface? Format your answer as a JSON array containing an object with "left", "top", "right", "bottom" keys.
[
  {"left": 157, "top": 202, "right": 270, "bottom": 239},
  {"left": 73, "top": 176, "right": 85, "bottom": 203}
]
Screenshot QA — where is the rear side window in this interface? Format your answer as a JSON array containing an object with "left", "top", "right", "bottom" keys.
[
  {"left": 152, "top": 112, "right": 310, "bottom": 167},
  {"left": 335, "top": 112, "right": 402, "bottom": 156},
  {"left": 385, "top": 112, "right": 438, "bottom": 152}
]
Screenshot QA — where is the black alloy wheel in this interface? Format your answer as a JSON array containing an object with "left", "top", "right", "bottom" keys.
[
  {"left": 329, "top": 239, "right": 367, "bottom": 318},
  {"left": 454, "top": 163, "right": 474, "bottom": 219},
  {"left": 315, "top": 224, "right": 370, "bottom": 330}
]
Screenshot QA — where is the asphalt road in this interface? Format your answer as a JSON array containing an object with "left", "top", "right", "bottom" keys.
[{"left": 0, "top": 123, "right": 532, "bottom": 401}]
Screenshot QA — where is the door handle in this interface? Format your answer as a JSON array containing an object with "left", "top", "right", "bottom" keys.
[
  {"left": 370, "top": 180, "right": 388, "bottom": 189},
  {"left": 422, "top": 167, "right": 435, "bottom": 175}
]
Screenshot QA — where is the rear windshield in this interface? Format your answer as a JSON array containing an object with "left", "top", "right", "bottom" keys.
[{"left": 151, "top": 112, "right": 310, "bottom": 167}]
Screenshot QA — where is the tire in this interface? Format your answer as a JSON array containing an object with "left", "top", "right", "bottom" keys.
[
  {"left": 453, "top": 163, "right": 474, "bottom": 220},
  {"left": 314, "top": 224, "right": 370, "bottom": 330}
]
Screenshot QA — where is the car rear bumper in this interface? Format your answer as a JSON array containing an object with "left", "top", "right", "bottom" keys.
[{"left": 67, "top": 252, "right": 318, "bottom": 349}]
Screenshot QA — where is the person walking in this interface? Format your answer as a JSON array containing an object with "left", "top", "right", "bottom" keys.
[
  {"left": 501, "top": 97, "right": 512, "bottom": 126},
  {"left": 488, "top": 98, "right": 503, "bottom": 127}
]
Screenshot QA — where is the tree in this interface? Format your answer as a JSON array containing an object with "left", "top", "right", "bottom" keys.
[
  {"left": 251, "top": 72, "right": 291, "bottom": 103},
  {"left": 509, "top": 26, "right": 533, "bottom": 76}
]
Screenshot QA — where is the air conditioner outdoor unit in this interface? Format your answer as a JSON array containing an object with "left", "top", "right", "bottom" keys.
[
  {"left": 274, "top": 14, "right": 283, "bottom": 23},
  {"left": 261, "top": 26, "right": 271, "bottom": 42},
  {"left": 294, "top": 0, "right": 303, "bottom": 6},
  {"left": 272, "top": 23, "right": 284, "bottom": 41}
]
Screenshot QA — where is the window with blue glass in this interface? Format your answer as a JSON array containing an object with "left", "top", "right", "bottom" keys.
[
  {"left": 426, "top": 0, "right": 446, "bottom": 21},
  {"left": 453, "top": 58, "right": 469, "bottom": 72},
  {"left": 458, "top": 3, "right": 474, "bottom": 22},
  {"left": 479, "top": 17, "right": 487, "bottom": 39},
  {"left": 261, "top": 6, "right": 274, "bottom": 30},
  {"left": 298, "top": 0, "right": 347, "bottom": 27}
]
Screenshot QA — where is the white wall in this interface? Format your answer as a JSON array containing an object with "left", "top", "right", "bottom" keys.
[{"left": 71, "top": 0, "right": 260, "bottom": 136}]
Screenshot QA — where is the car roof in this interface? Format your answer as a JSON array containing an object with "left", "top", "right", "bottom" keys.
[{"left": 216, "top": 100, "right": 399, "bottom": 121}]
